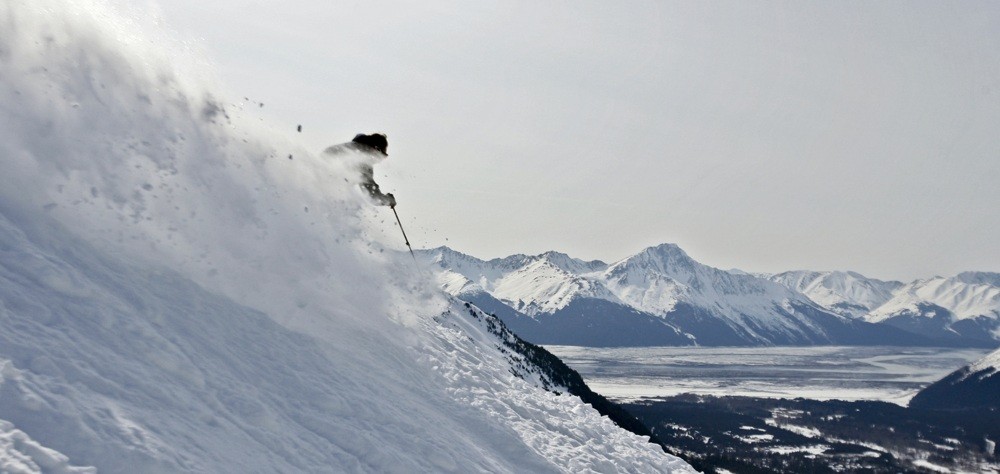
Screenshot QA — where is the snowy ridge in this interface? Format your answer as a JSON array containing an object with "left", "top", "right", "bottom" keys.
[
  {"left": 434, "top": 268, "right": 484, "bottom": 296},
  {"left": 966, "top": 347, "right": 1000, "bottom": 376},
  {"left": 0, "top": 2, "right": 692, "bottom": 472},
  {"left": 955, "top": 271, "right": 1000, "bottom": 287},
  {"left": 768, "top": 271, "right": 902, "bottom": 319},
  {"left": 867, "top": 275, "right": 1000, "bottom": 323},
  {"left": 910, "top": 346, "right": 1000, "bottom": 410},
  {"left": 768, "top": 269, "right": 1000, "bottom": 343},
  {"left": 431, "top": 303, "right": 690, "bottom": 472}
]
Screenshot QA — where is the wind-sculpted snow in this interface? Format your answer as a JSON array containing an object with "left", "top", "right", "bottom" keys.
[
  {"left": 0, "top": 1, "right": 692, "bottom": 472},
  {"left": 0, "top": 418, "right": 94, "bottom": 474}
]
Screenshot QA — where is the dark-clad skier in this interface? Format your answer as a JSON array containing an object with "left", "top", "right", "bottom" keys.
[{"left": 323, "top": 133, "right": 396, "bottom": 208}]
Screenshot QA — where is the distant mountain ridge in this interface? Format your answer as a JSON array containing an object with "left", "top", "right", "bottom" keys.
[
  {"left": 767, "top": 270, "right": 903, "bottom": 319},
  {"left": 415, "top": 245, "right": 987, "bottom": 347},
  {"left": 767, "top": 270, "right": 1000, "bottom": 344}
]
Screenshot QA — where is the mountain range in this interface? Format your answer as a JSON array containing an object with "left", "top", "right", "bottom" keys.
[{"left": 418, "top": 245, "right": 1000, "bottom": 348}]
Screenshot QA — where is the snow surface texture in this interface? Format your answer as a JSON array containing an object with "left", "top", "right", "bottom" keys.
[
  {"left": 0, "top": 418, "right": 95, "bottom": 474},
  {"left": 966, "top": 346, "right": 1000, "bottom": 376},
  {"left": 0, "top": 1, "right": 693, "bottom": 472}
]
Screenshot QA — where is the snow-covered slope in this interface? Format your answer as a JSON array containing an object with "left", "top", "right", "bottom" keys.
[
  {"left": 423, "top": 244, "right": 925, "bottom": 347},
  {"left": 0, "top": 418, "right": 95, "bottom": 474},
  {"left": 0, "top": 2, "right": 693, "bottom": 472},
  {"left": 767, "top": 270, "right": 1000, "bottom": 344},
  {"left": 967, "top": 346, "right": 1000, "bottom": 374},
  {"left": 866, "top": 274, "right": 1000, "bottom": 343},
  {"left": 909, "top": 347, "right": 1000, "bottom": 410},
  {"left": 768, "top": 270, "right": 902, "bottom": 319},
  {"left": 869, "top": 274, "right": 1000, "bottom": 322},
  {"left": 492, "top": 257, "right": 619, "bottom": 315}
]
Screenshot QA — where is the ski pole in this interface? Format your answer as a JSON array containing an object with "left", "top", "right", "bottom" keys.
[{"left": 391, "top": 206, "right": 416, "bottom": 260}]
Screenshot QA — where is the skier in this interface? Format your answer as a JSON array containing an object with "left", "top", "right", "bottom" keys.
[
  {"left": 323, "top": 133, "right": 396, "bottom": 208},
  {"left": 323, "top": 132, "right": 417, "bottom": 258}
]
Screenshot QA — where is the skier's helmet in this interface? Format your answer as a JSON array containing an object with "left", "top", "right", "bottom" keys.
[{"left": 352, "top": 133, "right": 388, "bottom": 156}]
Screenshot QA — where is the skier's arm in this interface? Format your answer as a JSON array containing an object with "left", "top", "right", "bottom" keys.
[{"left": 361, "top": 178, "right": 396, "bottom": 207}]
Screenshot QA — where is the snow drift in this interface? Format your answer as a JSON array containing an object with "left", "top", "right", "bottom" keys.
[{"left": 0, "top": 1, "right": 692, "bottom": 472}]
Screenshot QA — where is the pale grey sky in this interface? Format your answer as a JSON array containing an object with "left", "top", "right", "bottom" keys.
[{"left": 126, "top": 1, "right": 999, "bottom": 281}]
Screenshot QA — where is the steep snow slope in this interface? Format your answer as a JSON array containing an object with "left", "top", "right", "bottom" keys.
[
  {"left": 0, "top": 418, "right": 94, "bottom": 474},
  {"left": 491, "top": 258, "right": 619, "bottom": 315},
  {"left": 768, "top": 270, "right": 902, "bottom": 319},
  {"left": 0, "top": 2, "right": 692, "bottom": 472},
  {"left": 967, "top": 346, "right": 1000, "bottom": 374}
]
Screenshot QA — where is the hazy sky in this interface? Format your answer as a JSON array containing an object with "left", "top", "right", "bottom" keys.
[{"left": 123, "top": 1, "right": 999, "bottom": 281}]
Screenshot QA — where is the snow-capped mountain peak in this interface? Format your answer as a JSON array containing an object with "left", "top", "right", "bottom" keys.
[
  {"left": 536, "top": 250, "right": 608, "bottom": 275},
  {"left": 616, "top": 243, "right": 697, "bottom": 275}
]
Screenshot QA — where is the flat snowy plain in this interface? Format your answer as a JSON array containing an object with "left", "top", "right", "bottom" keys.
[{"left": 546, "top": 346, "right": 991, "bottom": 405}]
